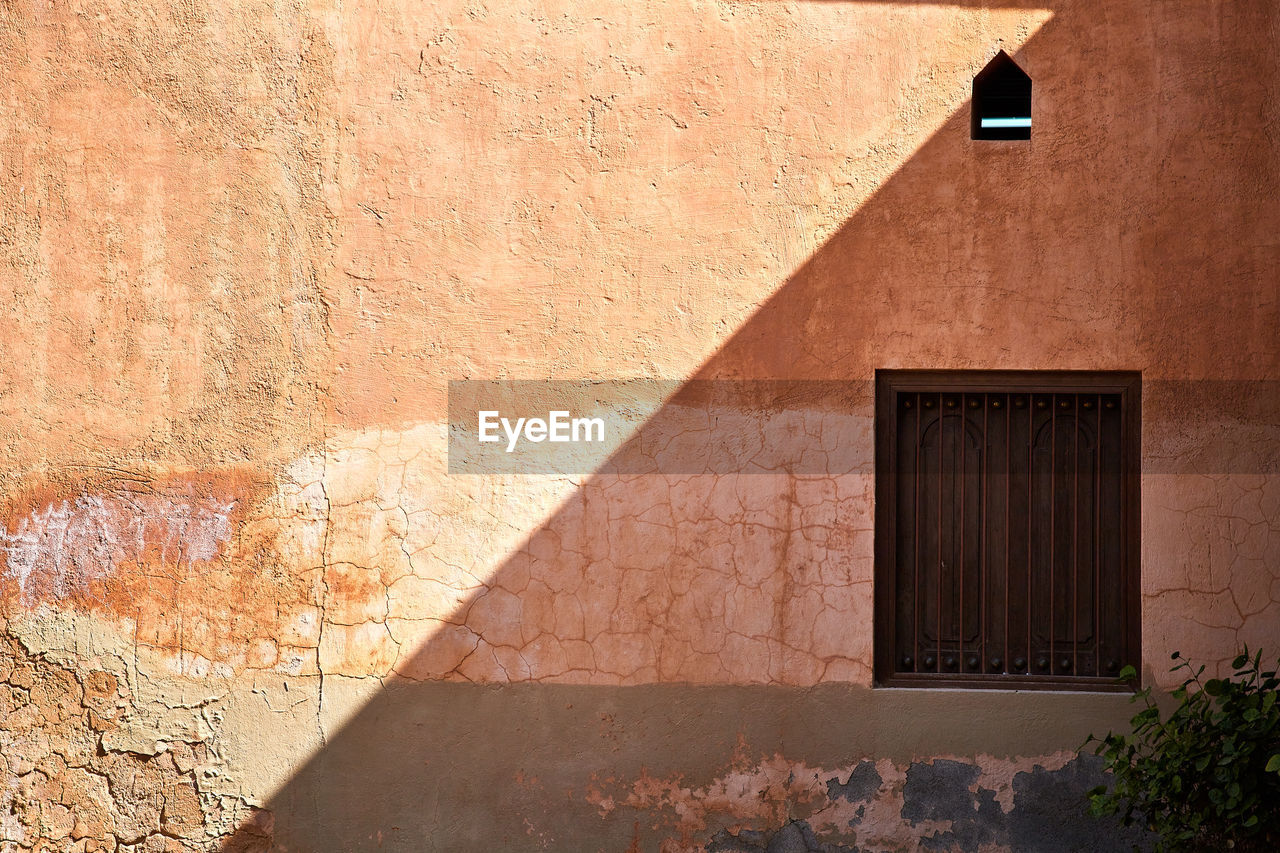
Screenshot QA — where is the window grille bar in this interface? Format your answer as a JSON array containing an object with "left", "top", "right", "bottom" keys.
[
  {"left": 998, "top": 391, "right": 1008, "bottom": 671},
  {"left": 1026, "top": 397, "right": 1032, "bottom": 674},
  {"left": 1094, "top": 393, "right": 1102, "bottom": 677},
  {"left": 1049, "top": 396, "right": 1056, "bottom": 675},
  {"left": 913, "top": 393, "right": 921, "bottom": 672},
  {"left": 936, "top": 392, "right": 943, "bottom": 673},
  {"left": 959, "top": 395, "right": 966, "bottom": 673},
  {"left": 983, "top": 394, "right": 993, "bottom": 671},
  {"left": 1072, "top": 394, "right": 1080, "bottom": 676}
]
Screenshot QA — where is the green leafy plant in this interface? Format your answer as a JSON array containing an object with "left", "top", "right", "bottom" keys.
[{"left": 1083, "top": 648, "right": 1280, "bottom": 852}]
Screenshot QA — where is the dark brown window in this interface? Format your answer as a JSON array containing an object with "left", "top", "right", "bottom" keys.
[{"left": 874, "top": 371, "right": 1141, "bottom": 690}]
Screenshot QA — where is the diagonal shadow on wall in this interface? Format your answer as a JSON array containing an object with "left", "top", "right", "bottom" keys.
[{"left": 220, "top": 0, "right": 1280, "bottom": 849}]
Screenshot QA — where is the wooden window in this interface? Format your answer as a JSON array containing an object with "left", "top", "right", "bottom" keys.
[{"left": 874, "top": 371, "right": 1141, "bottom": 690}]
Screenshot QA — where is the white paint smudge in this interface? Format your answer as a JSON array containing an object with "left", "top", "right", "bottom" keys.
[{"left": 1, "top": 494, "right": 235, "bottom": 605}]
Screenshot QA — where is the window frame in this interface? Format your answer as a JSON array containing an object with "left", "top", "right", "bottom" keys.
[{"left": 873, "top": 369, "right": 1142, "bottom": 691}]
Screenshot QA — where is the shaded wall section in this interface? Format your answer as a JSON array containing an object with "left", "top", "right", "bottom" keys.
[{"left": 231, "top": 0, "right": 1278, "bottom": 848}]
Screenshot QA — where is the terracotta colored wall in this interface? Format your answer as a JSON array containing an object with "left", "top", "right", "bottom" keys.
[{"left": 1, "top": 0, "right": 1277, "bottom": 850}]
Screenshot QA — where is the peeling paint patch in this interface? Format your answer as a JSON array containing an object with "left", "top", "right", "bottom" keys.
[
  {"left": 585, "top": 755, "right": 862, "bottom": 842},
  {"left": 580, "top": 750, "right": 1152, "bottom": 853},
  {"left": 0, "top": 470, "right": 324, "bottom": 675},
  {"left": 825, "top": 761, "right": 881, "bottom": 808},
  {"left": 1, "top": 493, "right": 235, "bottom": 606},
  {"left": 896, "top": 756, "right": 1153, "bottom": 853},
  {"left": 708, "top": 819, "right": 859, "bottom": 853},
  {"left": 901, "top": 759, "right": 1005, "bottom": 852},
  {"left": 0, "top": 625, "right": 269, "bottom": 850},
  {"left": 1008, "top": 756, "right": 1156, "bottom": 853}
]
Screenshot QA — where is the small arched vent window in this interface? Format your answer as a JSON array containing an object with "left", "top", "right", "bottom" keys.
[{"left": 972, "top": 51, "right": 1031, "bottom": 140}]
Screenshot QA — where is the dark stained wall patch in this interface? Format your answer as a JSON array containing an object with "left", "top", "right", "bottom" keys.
[{"left": 972, "top": 51, "right": 1032, "bottom": 140}]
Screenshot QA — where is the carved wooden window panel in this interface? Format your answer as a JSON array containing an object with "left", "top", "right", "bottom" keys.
[{"left": 874, "top": 371, "right": 1141, "bottom": 690}]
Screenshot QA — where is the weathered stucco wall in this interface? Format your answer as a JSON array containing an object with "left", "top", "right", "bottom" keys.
[{"left": 1, "top": 0, "right": 1278, "bottom": 850}]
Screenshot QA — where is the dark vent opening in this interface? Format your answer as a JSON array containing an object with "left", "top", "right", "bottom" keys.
[{"left": 972, "top": 51, "right": 1031, "bottom": 140}]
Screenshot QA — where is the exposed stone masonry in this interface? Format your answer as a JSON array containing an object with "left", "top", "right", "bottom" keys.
[{"left": 0, "top": 622, "right": 267, "bottom": 853}]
